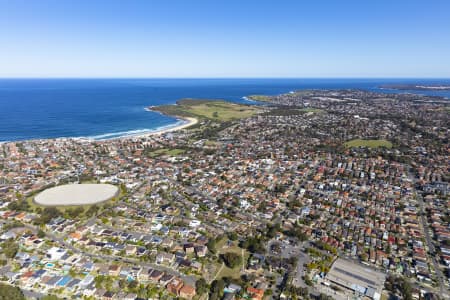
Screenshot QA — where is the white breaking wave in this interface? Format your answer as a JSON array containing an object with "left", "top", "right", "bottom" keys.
[
  {"left": 83, "top": 120, "right": 187, "bottom": 140},
  {"left": 87, "top": 129, "right": 153, "bottom": 140},
  {"left": 242, "top": 96, "right": 256, "bottom": 102}
]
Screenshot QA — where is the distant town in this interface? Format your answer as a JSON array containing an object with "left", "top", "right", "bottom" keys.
[
  {"left": 379, "top": 84, "right": 450, "bottom": 91},
  {"left": 0, "top": 89, "right": 449, "bottom": 300}
]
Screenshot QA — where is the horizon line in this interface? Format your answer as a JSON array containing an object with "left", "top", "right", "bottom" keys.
[{"left": 1, "top": 76, "right": 450, "bottom": 80}]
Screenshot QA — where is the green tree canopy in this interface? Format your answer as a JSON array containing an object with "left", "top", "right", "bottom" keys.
[
  {"left": 195, "top": 278, "right": 209, "bottom": 295},
  {"left": 221, "top": 252, "right": 242, "bottom": 268},
  {"left": 1, "top": 239, "right": 19, "bottom": 259},
  {"left": 0, "top": 283, "right": 24, "bottom": 300}
]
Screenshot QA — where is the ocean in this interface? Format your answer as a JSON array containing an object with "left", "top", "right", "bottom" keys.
[{"left": 0, "top": 78, "right": 449, "bottom": 142}]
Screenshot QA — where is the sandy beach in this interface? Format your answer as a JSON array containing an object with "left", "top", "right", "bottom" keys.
[
  {"left": 148, "top": 116, "right": 198, "bottom": 136},
  {"left": 127, "top": 116, "right": 198, "bottom": 139}
]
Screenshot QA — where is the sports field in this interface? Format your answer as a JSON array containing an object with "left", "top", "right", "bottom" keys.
[
  {"left": 344, "top": 139, "right": 392, "bottom": 148},
  {"left": 34, "top": 184, "right": 118, "bottom": 206}
]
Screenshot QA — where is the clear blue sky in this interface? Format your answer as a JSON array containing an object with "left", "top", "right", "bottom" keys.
[{"left": 1, "top": 0, "right": 449, "bottom": 78}]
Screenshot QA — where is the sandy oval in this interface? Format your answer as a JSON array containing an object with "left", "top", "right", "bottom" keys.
[{"left": 34, "top": 184, "right": 118, "bottom": 206}]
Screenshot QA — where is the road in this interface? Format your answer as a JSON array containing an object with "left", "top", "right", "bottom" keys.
[
  {"left": 266, "top": 239, "right": 312, "bottom": 289},
  {"left": 209, "top": 262, "right": 224, "bottom": 284},
  {"left": 180, "top": 181, "right": 268, "bottom": 229},
  {"left": 10, "top": 220, "right": 198, "bottom": 287},
  {"left": 241, "top": 248, "right": 245, "bottom": 272},
  {"left": 314, "top": 279, "right": 349, "bottom": 300},
  {"left": 292, "top": 249, "right": 311, "bottom": 288},
  {"left": 22, "top": 288, "right": 46, "bottom": 299},
  {"left": 416, "top": 192, "right": 449, "bottom": 299}
]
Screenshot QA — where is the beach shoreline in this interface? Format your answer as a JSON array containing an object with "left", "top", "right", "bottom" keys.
[
  {"left": 129, "top": 116, "right": 198, "bottom": 139},
  {"left": 121, "top": 105, "right": 199, "bottom": 139},
  {"left": 91, "top": 105, "right": 198, "bottom": 140},
  {"left": 0, "top": 107, "right": 198, "bottom": 143}
]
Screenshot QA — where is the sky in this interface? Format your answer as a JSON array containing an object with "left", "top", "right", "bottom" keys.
[{"left": 0, "top": 0, "right": 449, "bottom": 78}]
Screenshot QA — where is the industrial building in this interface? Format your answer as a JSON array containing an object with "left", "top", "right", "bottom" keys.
[{"left": 325, "top": 258, "right": 386, "bottom": 300}]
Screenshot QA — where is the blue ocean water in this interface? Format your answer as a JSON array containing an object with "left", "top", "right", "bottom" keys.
[{"left": 0, "top": 78, "right": 449, "bottom": 142}]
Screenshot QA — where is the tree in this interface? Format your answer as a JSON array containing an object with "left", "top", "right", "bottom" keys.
[
  {"left": 303, "top": 274, "right": 313, "bottom": 286},
  {"left": 266, "top": 223, "right": 280, "bottom": 239},
  {"left": 360, "top": 252, "right": 368, "bottom": 262},
  {"left": 240, "top": 237, "right": 265, "bottom": 253},
  {"left": 400, "top": 278, "right": 413, "bottom": 300},
  {"left": 146, "top": 286, "right": 159, "bottom": 298},
  {"left": 94, "top": 275, "right": 105, "bottom": 288},
  {"left": 66, "top": 207, "right": 84, "bottom": 219},
  {"left": 128, "top": 280, "right": 138, "bottom": 290},
  {"left": 41, "top": 295, "right": 63, "bottom": 300},
  {"left": 284, "top": 226, "right": 308, "bottom": 241},
  {"left": 120, "top": 183, "right": 128, "bottom": 194},
  {"left": 209, "top": 279, "right": 225, "bottom": 300},
  {"left": 0, "top": 283, "right": 25, "bottom": 300},
  {"left": 86, "top": 205, "right": 99, "bottom": 217},
  {"left": 195, "top": 278, "right": 209, "bottom": 295},
  {"left": 37, "top": 229, "right": 46, "bottom": 238},
  {"left": 318, "top": 293, "right": 333, "bottom": 300},
  {"left": 257, "top": 201, "right": 267, "bottom": 212},
  {"left": 207, "top": 239, "right": 217, "bottom": 254},
  {"left": 118, "top": 279, "right": 127, "bottom": 289},
  {"left": 1, "top": 239, "right": 19, "bottom": 259},
  {"left": 227, "top": 232, "right": 238, "bottom": 241},
  {"left": 221, "top": 252, "right": 242, "bottom": 268},
  {"left": 7, "top": 200, "right": 30, "bottom": 212},
  {"left": 34, "top": 207, "right": 61, "bottom": 226}
]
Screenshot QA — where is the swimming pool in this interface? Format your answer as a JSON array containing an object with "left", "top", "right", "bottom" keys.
[{"left": 57, "top": 276, "right": 72, "bottom": 286}]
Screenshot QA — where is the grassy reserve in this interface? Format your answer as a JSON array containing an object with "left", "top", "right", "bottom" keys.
[
  {"left": 213, "top": 238, "right": 250, "bottom": 280},
  {"left": 344, "top": 139, "right": 393, "bottom": 149},
  {"left": 152, "top": 99, "right": 261, "bottom": 122},
  {"left": 247, "top": 95, "right": 272, "bottom": 102},
  {"left": 147, "top": 148, "right": 185, "bottom": 158},
  {"left": 262, "top": 108, "right": 323, "bottom": 116},
  {"left": 300, "top": 108, "right": 323, "bottom": 113}
]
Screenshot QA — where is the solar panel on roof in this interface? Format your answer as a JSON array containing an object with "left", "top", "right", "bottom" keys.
[
  {"left": 350, "top": 283, "right": 367, "bottom": 294},
  {"left": 334, "top": 267, "right": 377, "bottom": 286}
]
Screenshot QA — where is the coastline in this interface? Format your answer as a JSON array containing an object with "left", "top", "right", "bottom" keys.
[
  {"left": 128, "top": 116, "right": 198, "bottom": 139},
  {"left": 0, "top": 107, "right": 198, "bottom": 143},
  {"left": 126, "top": 105, "right": 199, "bottom": 138},
  {"left": 2, "top": 79, "right": 450, "bottom": 143},
  {"left": 87, "top": 105, "right": 198, "bottom": 140},
  {"left": 94, "top": 115, "right": 198, "bottom": 141}
]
